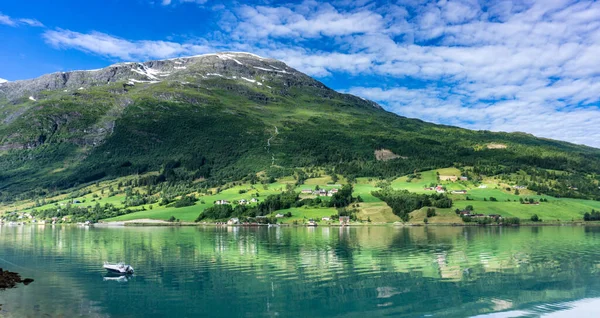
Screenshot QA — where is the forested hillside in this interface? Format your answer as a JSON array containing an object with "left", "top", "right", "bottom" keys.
[{"left": 1, "top": 52, "right": 599, "bottom": 204}]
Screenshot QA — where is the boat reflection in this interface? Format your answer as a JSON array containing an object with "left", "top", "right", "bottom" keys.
[{"left": 103, "top": 273, "right": 134, "bottom": 283}]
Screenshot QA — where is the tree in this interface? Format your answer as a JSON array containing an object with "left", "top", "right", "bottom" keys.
[
  {"left": 426, "top": 208, "right": 436, "bottom": 217},
  {"left": 423, "top": 217, "right": 428, "bottom": 224},
  {"left": 530, "top": 214, "right": 540, "bottom": 222},
  {"left": 465, "top": 205, "right": 474, "bottom": 211}
]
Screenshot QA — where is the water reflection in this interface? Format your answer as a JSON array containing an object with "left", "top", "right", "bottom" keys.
[{"left": 0, "top": 225, "right": 598, "bottom": 317}]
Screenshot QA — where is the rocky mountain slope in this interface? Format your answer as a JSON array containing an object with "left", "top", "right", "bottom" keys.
[{"left": 1, "top": 52, "right": 599, "bottom": 201}]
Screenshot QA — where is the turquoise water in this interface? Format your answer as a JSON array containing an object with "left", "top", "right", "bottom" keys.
[{"left": 0, "top": 225, "right": 600, "bottom": 317}]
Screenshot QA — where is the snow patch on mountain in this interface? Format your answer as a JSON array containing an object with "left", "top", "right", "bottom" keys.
[{"left": 0, "top": 78, "right": 8, "bottom": 84}]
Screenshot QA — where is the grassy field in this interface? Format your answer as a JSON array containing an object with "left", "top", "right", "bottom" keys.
[{"left": 267, "top": 207, "right": 338, "bottom": 224}]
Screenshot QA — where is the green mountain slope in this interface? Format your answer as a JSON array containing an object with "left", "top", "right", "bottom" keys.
[{"left": 1, "top": 52, "right": 599, "bottom": 203}]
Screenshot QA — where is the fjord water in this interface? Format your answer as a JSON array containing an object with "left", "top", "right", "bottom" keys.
[{"left": 1, "top": 226, "right": 600, "bottom": 317}]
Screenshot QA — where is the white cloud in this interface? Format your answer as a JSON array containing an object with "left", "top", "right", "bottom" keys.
[
  {"left": 227, "top": 2, "right": 387, "bottom": 39},
  {"left": 42, "top": 29, "right": 213, "bottom": 60},
  {"left": 18, "top": 18, "right": 44, "bottom": 27},
  {"left": 0, "top": 78, "right": 8, "bottom": 84},
  {"left": 0, "top": 13, "right": 16, "bottom": 26},
  {"left": 161, "top": 0, "right": 208, "bottom": 5},
  {"left": 0, "top": 12, "right": 44, "bottom": 27}
]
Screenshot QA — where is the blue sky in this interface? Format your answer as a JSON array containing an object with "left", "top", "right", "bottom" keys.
[{"left": 2, "top": 0, "right": 600, "bottom": 147}]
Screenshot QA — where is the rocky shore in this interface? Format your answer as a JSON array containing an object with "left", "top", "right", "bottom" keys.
[{"left": 0, "top": 269, "right": 33, "bottom": 289}]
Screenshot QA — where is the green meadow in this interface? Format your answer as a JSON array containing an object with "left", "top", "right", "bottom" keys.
[{"left": 2, "top": 167, "right": 600, "bottom": 224}]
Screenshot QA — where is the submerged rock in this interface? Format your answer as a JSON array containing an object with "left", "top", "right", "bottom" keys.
[{"left": 0, "top": 268, "right": 34, "bottom": 289}]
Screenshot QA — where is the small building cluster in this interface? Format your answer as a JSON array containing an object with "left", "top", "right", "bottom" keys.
[
  {"left": 214, "top": 198, "right": 259, "bottom": 205},
  {"left": 459, "top": 211, "right": 502, "bottom": 219},
  {"left": 425, "top": 186, "right": 447, "bottom": 193},
  {"left": 300, "top": 188, "right": 339, "bottom": 197}
]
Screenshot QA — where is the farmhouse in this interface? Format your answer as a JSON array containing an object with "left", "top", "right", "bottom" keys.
[
  {"left": 214, "top": 200, "right": 231, "bottom": 205},
  {"left": 460, "top": 176, "right": 468, "bottom": 181},
  {"left": 275, "top": 214, "right": 284, "bottom": 218},
  {"left": 301, "top": 189, "right": 313, "bottom": 194},
  {"left": 250, "top": 198, "right": 259, "bottom": 203},
  {"left": 451, "top": 190, "right": 468, "bottom": 194},
  {"left": 239, "top": 199, "right": 248, "bottom": 205},
  {"left": 322, "top": 217, "right": 331, "bottom": 221}
]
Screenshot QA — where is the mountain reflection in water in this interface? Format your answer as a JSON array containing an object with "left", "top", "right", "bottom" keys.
[{"left": 0, "top": 225, "right": 598, "bottom": 317}]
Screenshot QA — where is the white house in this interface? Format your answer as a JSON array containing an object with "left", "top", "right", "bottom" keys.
[
  {"left": 276, "top": 214, "right": 284, "bottom": 218},
  {"left": 239, "top": 199, "right": 248, "bottom": 205},
  {"left": 250, "top": 198, "right": 259, "bottom": 203},
  {"left": 215, "top": 200, "right": 231, "bottom": 205}
]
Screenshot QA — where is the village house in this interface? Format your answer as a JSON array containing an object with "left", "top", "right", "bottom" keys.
[
  {"left": 301, "top": 189, "right": 313, "bottom": 194},
  {"left": 322, "top": 217, "right": 331, "bottom": 221},
  {"left": 330, "top": 188, "right": 339, "bottom": 194},
  {"left": 478, "top": 185, "right": 488, "bottom": 189},
  {"left": 214, "top": 200, "right": 231, "bottom": 205},
  {"left": 238, "top": 199, "right": 248, "bottom": 205},
  {"left": 316, "top": 189, "right": 327, "bottom": 196},
  {"left": 250, "top": 198, "right": 259, "bottom": 203},
  {"left": 460, "top": 176, "right": 468, "bottom": 181},
  {"left": 275, "top": 214, "right": 284, "bottom": 218},
  {"left": 435, "top": 186, "right": 445, "bottom": 193},
  {"left": 451, "top": 190, "right": 468, "bottom": 194},
  {"left": 439, "top": 175, "right": 458, "bottom": 181}
]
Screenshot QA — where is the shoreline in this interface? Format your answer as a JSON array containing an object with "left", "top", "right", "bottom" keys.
[
  {"left": 5, "top": 219, "right": 600, "bottom": 228},
  {"left": 94, "top": 220, "right": 600, "bottom": 227}
]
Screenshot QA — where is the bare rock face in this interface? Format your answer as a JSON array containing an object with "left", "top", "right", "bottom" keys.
[
  {"left": 0, "top": 53, "right": 339, "bottom": 99},
  {"left": 0, "top": 52, "right": 381, "bottom": 108}
]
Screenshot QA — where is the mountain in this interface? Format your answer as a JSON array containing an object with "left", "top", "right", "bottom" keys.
[{"left": 1, "top": 52, "right": 600, "bottom": 202}]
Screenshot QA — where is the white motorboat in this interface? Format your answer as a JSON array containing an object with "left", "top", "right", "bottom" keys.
[{"left": 103, "top": 262, "right": 134, "bottom": 275}]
